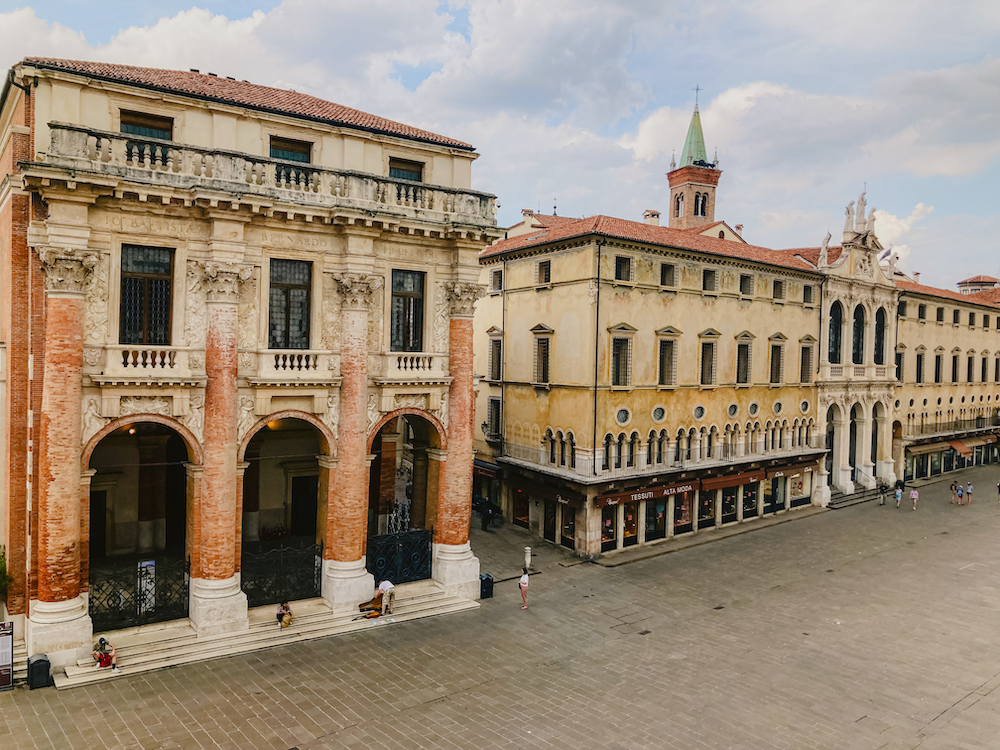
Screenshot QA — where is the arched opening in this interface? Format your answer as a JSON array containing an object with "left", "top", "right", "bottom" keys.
[
  {"left": 87, "top": 420, "right": 194, "bottom": 631},
  {"left": 675, "top": 192, "right": 684, "bottom": 218},
  {"left": 825, "top": 404, "right": 841, "bottom": 476},
  {"left": 240, "top": 416, "right": 325, "bottom": 607},
  {"left": 829, "top": 301, "right": 843, "bottom": 364},
  {"left": 852, "top": 305, "right": 866, "bottom": 365},
  {"left": 871, "top": 401, "right": 885, "bottom": 469},
  {"left": 849, "top": 403, "right": 863, "bottom": 479},
  {"left": 874, "top": 308, "right": 887, "bottom": 365},
  {"left": 366, "top": 413, "right": 443, "bottom": 584}
]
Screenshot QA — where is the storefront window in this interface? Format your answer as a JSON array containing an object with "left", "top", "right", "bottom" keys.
[
  {"left": 674, "top": 492, "right": 693, "bottom": 534},
  {"left": 915, "top": 453, "right": 929, "bottom": 478},
  {"left": 543, "top": 500, "right": 557, "bottom": 542},
  {"left": 601, "top": 505, "right": 617, "bottom": 552},
  {"left": 697, "top": 490, "right": 716, "bottom": 530},
  {"left": 944, "top": 450, "right": 954, "bottom": 472},
  {"left": 904, "top": 454, "right": 914, "bottom": 481},
  {"left": 623, "top": 501, "right": 638, "bottom": 547},
  {"left": 742, "top": 482, "right": 759, "bottom": 518},
  {"left": 721, "top": 487, "right": 737, "bottom": 523},
  {"left": 930, "top": 452, "right": 942, "bottom": 476},
  {"left": 789, "top": 471, "right": 813, "bottom": 508},
  {"left": 645, "top": 500, "right": 666, "bottom": 541},
  {"left": 513, "top": 489, "right": 529, "bottom": 529},
  {"left": 561, "top": 506, "right": 576, "bottom": 549}
]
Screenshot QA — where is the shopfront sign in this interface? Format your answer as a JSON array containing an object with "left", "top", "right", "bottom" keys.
[
  {"left": 700, "top": 470, "right": 765, "bottom": 490},
  {"left": 767, "top": 464, "right": 815, "bottom": 479},
  {"left": 595, "top": 481, "right": 700, "bottom": 508}
]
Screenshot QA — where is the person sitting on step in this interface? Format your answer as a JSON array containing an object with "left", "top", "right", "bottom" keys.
[
  {"left": 91, "top": 637, "right": 120, "bottom": 673},
  {"left": 276, "top": 601, "right": 293, "bottom": 628}
]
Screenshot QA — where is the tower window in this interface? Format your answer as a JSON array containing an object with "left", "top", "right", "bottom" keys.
[{"left": 674, "top": 193, "right": 684, "bottom": 218}]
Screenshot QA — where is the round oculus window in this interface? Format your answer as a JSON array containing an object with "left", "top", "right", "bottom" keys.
[
  {"left": 800, "top": 401, "right": 809, "bottom": 413},
  {"left": 616, "top": 408, "right": 630, "bottom": 425},
  {"left": 653, "top": 407, "right": 666, "bottom": 422},
  {"left": 694, "top": 406, "right": 706, "bottom": 420},
  {"left": 749, "top": 402, "right": 759, "bottom": 416},
  {"left": 773, "top": 402, "right": 783, "bottom": 414},
  {"left": 728, "top": 403, "right": 739, "bottom": 417}
]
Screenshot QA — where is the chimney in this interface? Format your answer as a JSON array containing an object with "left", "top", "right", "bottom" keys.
[
  {"left": 521, "top": 208, "right": 533, "bottom": 218},
  {"left": 734, "top": 224, "right": 743, "bottom": 236},
  {"left": 643, "top": 209, "right": 660, "bottom": 226},
  {"left": 913, "top": 272, "right": 921, "bottom": 284}
]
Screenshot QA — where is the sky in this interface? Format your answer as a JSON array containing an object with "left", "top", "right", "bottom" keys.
[{"left": 2, "top": 0, "right": 998, "bottom": 288}]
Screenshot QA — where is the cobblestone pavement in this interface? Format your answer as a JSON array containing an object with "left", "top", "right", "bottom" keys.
[{"left": 6, "top": 464, "right": 1000, "bottom": 750}]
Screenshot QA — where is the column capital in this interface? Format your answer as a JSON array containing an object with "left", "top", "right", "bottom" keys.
[
  {"left": 335, "top": 273, "right": 383, "bottom": 310},
  {"left": 38, "top": 247, "right": 98, "bottom": 295},
  {"left": 195, "top": 260, "right": 253, "bottom": 303},
  {"left": 445, "top": 281, "right": 486, "bottom": 317}
]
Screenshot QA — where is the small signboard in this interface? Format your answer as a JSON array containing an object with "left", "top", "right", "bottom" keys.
[{"left": 0, "top": 622, "right": 13, "bottom": 691}]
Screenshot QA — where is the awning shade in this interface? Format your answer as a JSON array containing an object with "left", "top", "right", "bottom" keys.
[
  {"left": 963, "top": 437, "right": 988, "bottom": 448},
  {"left": 948, "top": 439, "right": 972, "bottom": 456},
  {"left": 701, "top": 470, "right": 765, "bottom": 490},
  {"left": 907, "top": 442, "right": 950, "bottom": 455}
]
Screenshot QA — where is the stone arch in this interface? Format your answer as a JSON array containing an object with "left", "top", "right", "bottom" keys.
[
  {"left": 239, "top": 410, "right": 334, "bottom": 462},
  {"left": 83, "top": 413, "right": 204, "bottom": 469},
  {"left": 367, "top": 408, "right": 448, "bottom": 453}
]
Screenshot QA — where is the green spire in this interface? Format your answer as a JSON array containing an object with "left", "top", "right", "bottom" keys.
[{"left": 679, "top": 104, "right": 708, "bottom": 167}]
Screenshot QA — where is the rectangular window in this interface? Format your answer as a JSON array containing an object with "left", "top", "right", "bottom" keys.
[
  {"left": 120, "top": 110, "right": 173, "bottom": 140},
  {"left": 967, "top": 356, "right": 975, "bottom": 382},
  {"left": 534, "top": 338, "right": 550, "bottom": 383},
  {"left": 488, "top": 339, "right": 502, "bottom": 380},
  {"left": 934, "top": 354, "right": 943, "bottom": 383},
  {"left": 614, "top": 256, "right": 631, "bottom": 282},
  {"left": 611, "top": 337, "right": 631, "bottom": 386},
  {"left": 952, "top": 355, "right": 959, "bottom": 383},
  {"left": 660, "top": 263, "right": 676, "bottom": 287},
  {"left": 269, "top": 136, "right": 311, "bottom": 163},
  {"left": 936, "top": 307, "right": 944, "bottom": 322},
  {"left": 390, "top": 269, "right": 425, "bottom": 352},
  {"left": 773, "top": 280, "right": 785, "bottom": 300},
  {"left": 898, "top": 301, "right": 907, "bottom": 317},
  {"left": 995, "top": 357, "right": 999, "bottom": 383},
  {"left": 803, "top": 285, "right": 814, "bottom": 304},
  {"left": 739, "top": 274, "right": 753, "bottom": 296},
  {"left": 491, "top": 269, "right": 503, "bottom": 291},
  {"left": 918, "top": 304, "right": 926, "bottom": 320},
  {"left": 916, "top": 353, "right": 925, "bottom": 384},
  {"left": 487, "top": 397, "right": 502, "bottom": 437},
  {"left": 985, "top": 315, "right": 991, "bottom": 329},
  {"left": 970, "top": 312, "right": 976, "bottom": 327},
  {"left": 268, "top": 259, "right": 311, "bottom": 349},
  {"left": 119, "top": 245, "right": 173, "bottom": 345},
  {"left": 700, "top": 341, "right": 716, "bottom": 385},
  {"left": 800, "top": 346, "right": 813, "bottom": 383},
  {"left": 983, "top": 357, "right": 989, "bottom": 383},
  {"left": 658, "top": 339, "right": 676, "bottom": 386},
  {"left": 736, "top": 342, "right": 751, "bottom": 384},
  {"left": 388, "top": 158, "right": 423, "bottom": 182},
  {"left": 769, "top": 344, "right": 783, "bottom": 384},
  {"left": 702, "top": 269, "right": 717, "bottom": 292},
  {"left": 953, "top": 309, "right": 960, "bottom": 325},
  {"left": 895, "top": 352, "right": 904, "bottom": 381},
  {"left": 537, "top": 260, "right": 551, "bottom": 284}
]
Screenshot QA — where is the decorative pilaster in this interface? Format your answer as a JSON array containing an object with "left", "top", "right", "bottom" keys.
[{"left": 28, "top": 248, "right": 96, "bottom": 667}]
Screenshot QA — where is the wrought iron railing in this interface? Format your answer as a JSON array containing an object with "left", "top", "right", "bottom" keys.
[
  {"left": 241, "top": 541, "right": 322, "bottom": 608},
  {"left": 89, "top": 556, "right": 189, "bottom": 632},
  {"left": 906, "top": 416, "right": 1000, "bottom": 437},
  {"left": 366, "top": 530, "right": 432, "bottom": 585}
]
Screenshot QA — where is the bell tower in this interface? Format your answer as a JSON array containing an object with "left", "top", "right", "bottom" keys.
[{"left": 668, "top": 103, "right": 722, "bottom": 230}]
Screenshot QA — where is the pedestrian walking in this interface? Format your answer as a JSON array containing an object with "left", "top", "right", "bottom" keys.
[
  {"left": 957, "top": 485, "right": 964, "bottom": 505},
  {"left": 910, "top": 487, "right": 919, "bottom": 510},
  {"left": 996, "top": 480, "right": 1000, "bottom": 502},
  {"left": 895, "top": 486, "right": 902, "bottom": 508},
  {"left": 950, "top": 482, "right": 958, "bottom": 505},
  {"left": 519, "top": 567, "right": 529, "bottom": 610},
  {"left": 878, "top": 483, "right": 887, "bottom": 506},
  {"left": 967, "top": 482, "right": 974, "bottom": 505}
]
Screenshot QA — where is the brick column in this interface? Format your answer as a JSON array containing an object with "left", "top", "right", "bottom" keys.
[
  {"left": 322, "top": 273, "right": 380, "bottom": 612},
  {"left": 27, "top": 248, "right": 95, "bottom": 667},
  {"left": 432, "top": 283, "right": 484, "bottom": 600},
  {"left": 188, "top": 261, "right": 250, "bottom": 635}
]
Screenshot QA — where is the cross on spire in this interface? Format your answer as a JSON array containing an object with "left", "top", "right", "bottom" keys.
[{"left": 692, "top": 84, "right": 702, "bottom": 106}]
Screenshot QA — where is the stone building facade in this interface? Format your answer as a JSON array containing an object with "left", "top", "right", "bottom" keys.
[{"left": 0, "top": 58, "right": 497, "bottom": 667}]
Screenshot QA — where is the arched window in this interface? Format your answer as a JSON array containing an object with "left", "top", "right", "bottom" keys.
[
  {"left": 852, "top": 305, "right": 866, "bottom": 365},
  {"left": 616, "top": 433, "right": 625, "bottom": 469},
  {"left": 874, "top": 308, "right": 887, "bottom": 365},
  {"left": 558, "top": 431, "right": 566, "bottom": 466},
  {"left": 603, "top": 434, "right": 612, "bottom": 470},
  {"left": 546, "top": 429, "right": 555, "bottom": 463},
  {"left": 628, "top": 432, "right": 638, "bottom": 467},
  {"left": 675, "top": 193, "right": 684, "bottom": 218},
  {"left": 693, "top": 193, "right": 702, "bottom": 217},
  {"left": 568, "top": 433, "right": 576, "bottom": 469},
  {"left": 647, "top": 431, "right": 656, "bottom": 466},
  {"left": 829, "top": 301, "right": 843, "bottom": 364},
  {"left": 718, "top": 230, "right": 725, "bottom": 239}
]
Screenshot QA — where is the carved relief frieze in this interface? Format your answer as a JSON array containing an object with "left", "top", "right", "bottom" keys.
[
  {"left": 185, "top": 262, "right": 208, "bottom": 349},
  {"left": 38, "top": 247, "right": 98, "bottom": 295},
  {"left": 321, "top": 274, "right": 341, "bottom": 350},
  {"left": 445, "top": 281, "right": 485, "bottom": 317},
  {"left": 335, "top": 273, "right": 382, "bottom": 310},
  {"left": 366, "top": 393, "right": 380, "bottom": 431},
  {"left": 237, "top": 269, "right": 258, "bottom": 349},
  {"left": 189, "top": 352, "right": 205, "bottom": 373},
  {"left": 238, "top": 351, "right": 255, "bottom": 372},
  {"left": 81, "top": 396, "right": 108, "bottom": 445},
  {"left": 237, "top": 395, "right": 257, "bottom": 441},
  {"left": 394, "top": 394, "right": 428, "bottom": 410},
  {"left": 432, "top": 393, "right": 449, "bottom": 430},
  {"left": 84, "top": 253, "right": 109, "bottom": 342},
  {"left": 119, "top": 395, "right": 171, "bottom": 416},
  {"left": 433, "top": 282, "right": 450, "bottom": 352},
  {"left": 324, "top": 392, "right": 340, "bottom": 442},
  {"left": 180, "top": 391, "right": 205, "bottom": 443},
  {"left": 83, "top": 347, "right": 103, "bottom": 368}
]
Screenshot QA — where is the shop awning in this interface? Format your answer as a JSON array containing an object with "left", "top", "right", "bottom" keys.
[
  {"left": 985, "top": 435, "right": 998, "bottom": 444},
  {"left": 700, "top": 469, "right": 765, "bottom": 491},
  {"left": 964, "top": 437, "right": 988, "bottom": 448},
  {"left": 948, "top": 439, "right": 973, "bottom": 456},
  {"left": 907, "top": 441, "right": 950, "bottom": 456},
  {"left": 766, "top": 462, "right": 817, "bottom": 479},
  {"left": 473, "top": 459, "right": 500, "bottom": 477},
  {"left": 510, "top": 477, "right": 584, "bottom": 507},
  {"left": 595, "top": 480, "right": 700, "bottom": 508}
]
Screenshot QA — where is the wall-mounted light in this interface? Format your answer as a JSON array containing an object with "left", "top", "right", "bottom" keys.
[{"left": 128, "top": 427, "right": 136, "bottom": 435}]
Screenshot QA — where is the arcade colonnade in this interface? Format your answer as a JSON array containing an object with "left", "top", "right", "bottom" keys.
[{"left": 27, "top": 247, "right": 482, "bottom": 666}]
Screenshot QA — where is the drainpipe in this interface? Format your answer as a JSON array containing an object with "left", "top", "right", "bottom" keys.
[
  {"left": 593, "top": 239, "right": 605, "bottom": 476},
  {"left": 500, "top": 258, "right": 508, "bottom": 458}
]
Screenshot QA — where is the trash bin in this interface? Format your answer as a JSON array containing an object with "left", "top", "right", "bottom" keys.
[
  {"left": 27, "top": 654, "right": 50, "bottom": 690},
  {"left": 479, "top": 573, "right": 494, "bottom": 599}
]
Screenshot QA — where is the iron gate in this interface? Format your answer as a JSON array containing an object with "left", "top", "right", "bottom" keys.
[
  {"left": 89, "top": 556, "right": 189, "bottom": 632},
  {"left": 366, "top": 530, "right": 432, "bottom": 584},
  {"left": 241, "top": 542, "right": 322, "bottom": 608}
]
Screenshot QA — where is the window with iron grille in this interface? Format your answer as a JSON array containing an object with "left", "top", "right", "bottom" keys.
[
  {"left": 488, "top": 339, "right": 503, "bottom": 380},
  {"left": 739, "top": 274, "right": 753, "bottom": 296},
  {"left": 611, "top": 337, "right": 631, "bottom": 386},
  {"left": 970, "top": 312, "right": 976, "bottom": 327},
  {"left": 800, "top": 346, "right": 813, "bottom": 383},
  {"left": 537, "top": 260, "right": 551, "bottom": 284},
  {"left": 702, "top": 269, "right": 717, "bottom": 292},
  {"left": 985, "top": 315, "right": 990, "bottom": 329},
  {"left": 769, "top": 344, "right": 783, "bottom": 384},
  {"left": 773, "top": 280, "right": 785, "bottom": 300},
  {"left": 389, "top": 158, "right": 423, "bottom": 182},
  {"left": 487, "top": 397, "right": 502, "bottom": 437},
  {"left": 390, "top": 270, "right": 425, "bottom": 352},
  {"left": 491, "top": 269, "right": 503, "bottom": 291},
  {"left": 268, "top": 260, "right": 311, "bottom": 349},
  {"left": 658, "top": 339, "right": 676, "bottom": 385},
  {"left": 120, "top": 245, "right": 173, "bottom": 345},
  {"left": 736, "top": 342, "right": 751, "bottom": 384},
  {"left": 700, "top": 341, "right": 716, "bottom": 385},
  {"left": 936, "top": 307, "right": 944, "bottom": 322},
  {"left": 953, "top": 309, "right": 960, "bottom": 324},
  {"left": 803, "top": 285, "right": 814, "bottom": 304},
  {"left": 995, "top": 357, "right": 999, "bottom": 382},
  {"left": 982, "top": 357, "right": 988, "bottom": 383},
  {"left": 534, "top": 338, "right": 551, "bottom": 383},
  {"left": 615, "top": 256, "right": 631, "bottom": 282},
  {"left": 660, "top": 263, "right": 676, "bottom": 287}
]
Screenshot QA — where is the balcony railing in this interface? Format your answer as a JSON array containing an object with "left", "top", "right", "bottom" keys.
[
  {"left": 42, "top": 123, "right": 497, "bottom": 228},
  {"left": 906, "top": 416, "right": 1000, "bottom": 438},
  {"left": 99, "top": 345, "right": 193, "bottom": 378},
  {"left": 248, "top": 349, "right": 335, "bottom": 381},
  {"left": 376, "top": 353, "right": 448, "bottom": 381}
]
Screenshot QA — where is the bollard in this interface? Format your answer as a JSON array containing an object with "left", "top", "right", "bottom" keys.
[{"left": 524, "top": 546, "right": 531, "bottom": 570}]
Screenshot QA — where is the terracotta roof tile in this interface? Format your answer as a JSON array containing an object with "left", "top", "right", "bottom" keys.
[
  {"left": 22, "top": 57, "right": 474, "bottom": 151},
  {"left": 897, "top": 280, "right": 1000, "bottom": 309},
  {"left": 482, "top": 214, "right": 817, "bottom": 272},
  {"left": 959, "top": 275, "right": 998, "bottom": 284},
  {"left": 772, "top": 246, "right": 845, "bottom": 267}
]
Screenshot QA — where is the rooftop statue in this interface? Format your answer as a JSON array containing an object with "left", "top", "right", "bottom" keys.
[
  {"left": 855, "top": 191, "right": 868, "bottom": 233},
  {"left": 843, "top": 201, "right": 855, "bottom": 234}
]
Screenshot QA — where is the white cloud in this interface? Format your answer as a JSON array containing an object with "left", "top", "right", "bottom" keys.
[{"left": 871, "top": 204, "right": 935, "bottom": 269}]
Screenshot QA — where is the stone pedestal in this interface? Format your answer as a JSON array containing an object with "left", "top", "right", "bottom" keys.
[
  {"left": 25, "top": 596, "right": 93, "bottom": 670},
  {"left": 189, "top": 575, "right": 249, "bottom": 636},
  {"left": 816, "top": 470, "right": 832, "bottom": 507},
  {"left": 432, "top": 542, "right": 481, "bottom": 600},
  {"left": 877, "top": 459, "right": 897, "bottom": 487},
  {"left": 322, "top": 558, "right": 374, "bottom": 613}
]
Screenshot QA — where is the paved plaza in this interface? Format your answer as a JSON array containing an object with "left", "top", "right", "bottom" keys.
[{"left": 5, "top": 465, "right": 1000, "bottom": 750}]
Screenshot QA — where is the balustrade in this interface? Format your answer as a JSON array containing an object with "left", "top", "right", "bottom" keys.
[{"left": 101, "top": 345, "right": 192, "bottom": 377}]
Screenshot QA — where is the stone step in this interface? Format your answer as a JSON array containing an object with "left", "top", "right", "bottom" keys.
[
  {"left": 13, "top": 641, "right": 27, "bottom": 683},
  {"left": 829, "top": 488, "right": 881, "bottom": 509},
  {"left": 55, "top": 586, "right": 477, "bottom": 689}
]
